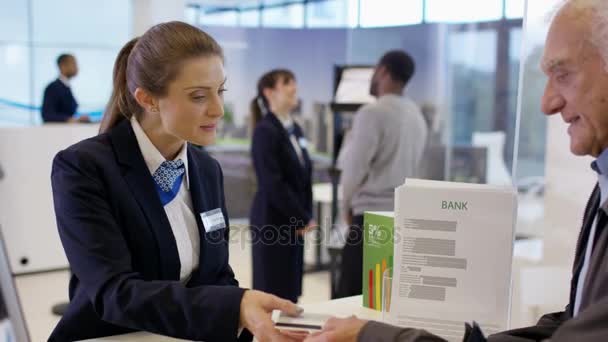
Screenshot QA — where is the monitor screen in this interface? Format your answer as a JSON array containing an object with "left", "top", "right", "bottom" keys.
[{"left": 334, "top": 67, "right": 376, "bottom": 104}]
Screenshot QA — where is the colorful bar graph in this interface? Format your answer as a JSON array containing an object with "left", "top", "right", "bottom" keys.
[
  {"left": 375, "top": 263, "right": 381, "bottom": 311},
  {"left": 386, "top": 280, "right": 391, "bottom": 312},
  {"left": 381, "top": 258, "right": 387, "bottom": 312},
  {"left": 369, "top": 269, "right": 374, "bottom": 309},
  {"left": 363, "top": 212, "right": 394, "bottom": 309},
  {"left": 382, "top": 259, "right": 387, "bottom": 277}
]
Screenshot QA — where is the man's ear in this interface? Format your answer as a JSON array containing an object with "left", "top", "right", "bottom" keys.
[
  {"left": 376, "top": 65, "right": 389, "bottom": 81},
  {"left": 133, "top": 88, "right": 159, "bottom": 113}
]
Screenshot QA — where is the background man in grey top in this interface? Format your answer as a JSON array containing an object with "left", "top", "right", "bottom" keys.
[
  {"left": 336, "top": 50, "right": 428, "bottom": 298},
  {"left": 305, "top": 0, "right": 608, "bottom": 341}
]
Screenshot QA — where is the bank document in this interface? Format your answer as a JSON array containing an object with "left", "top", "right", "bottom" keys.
[{"left": 389, "top": 179, "right": 517, "bottom": 341}]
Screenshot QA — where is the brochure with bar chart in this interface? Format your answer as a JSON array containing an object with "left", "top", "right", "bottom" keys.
[
  {"left": 389, "top": 179, "right": 517, "bottom": 341},
  {"left": 362, "top": 211, "right": 394, "bottom": 311}
]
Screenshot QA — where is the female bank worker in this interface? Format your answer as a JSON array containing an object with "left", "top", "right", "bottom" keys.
[
  {"left": 249, "top": 70, "right": 317, "bottom": 304},
  {"left": 48, "top": 22, "right": 301, "bottom": 342}
]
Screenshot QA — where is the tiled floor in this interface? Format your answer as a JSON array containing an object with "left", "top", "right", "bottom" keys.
[{"left": 15, "top": 225, "right": 331, "bottom": 341}]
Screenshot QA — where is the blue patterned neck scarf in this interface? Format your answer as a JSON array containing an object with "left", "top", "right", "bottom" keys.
[{"left": 152, "top": 159, "right": 185, "bottom": 206}]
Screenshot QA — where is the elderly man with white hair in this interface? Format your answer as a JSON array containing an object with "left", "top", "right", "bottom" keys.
[{"left": 299, "top": 0, "right": 608, "bottom": 341}]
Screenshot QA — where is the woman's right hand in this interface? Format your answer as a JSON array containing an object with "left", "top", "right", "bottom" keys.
[
  {"left": 239, "top": 290, "right": 306, "bottom": 341},
  {"left": 297, "top": 219, "right": 318, "bottom": 236}
]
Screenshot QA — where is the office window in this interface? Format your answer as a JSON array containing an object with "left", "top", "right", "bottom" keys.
[
  {"left": 0, "top": 45, "right": 31, "bottom": 126},
  {"left": 359, "top": 0, "right": 423, "bottom": 27},
  {"left": 199, "top": 10, "right": 239, "bottom": 27},
  {"left": 448, "top": 30, "right": 498, "bottom": 144},
  {"left": 0, "top": 0, "right": 28, "bottom": 42},
  {"left": 263, "top": 0, "right": 300, "bottom": 5},
  {"left": 240, "top": 9, "right": 260, "bottom": 27},
  {"left": 425, "top": 0, "right": 503, "bottom": 23},
  {"left": 0, "top": 0, "right": 30, "bottom": 125},
  {"left": 0, "top": 45, "right": 29, "bottom": 102},
  {"left": 185, "top": 6, "right": 198, "bottom": 25},
  {"left": 31, "top": 0, "right": 131, "bottom": 46},
  {"left": 346, "top": 0, "right": 359, "bottom": 28},
  {"left": 262, "top": 3, "right": 304, "bottom": 28},
  {"left": 505, "top": 0, "right": 525, "bottom": 19},
  {"left": 306, "top": 0, "right": 358, "bottom": 28},
  {"left": 240, "top": 0, "right": 262, "bottom": 7}
]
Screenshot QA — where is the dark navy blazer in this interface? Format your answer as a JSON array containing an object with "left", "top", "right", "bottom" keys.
[
  {"left": 249, "top": 113, "right": 313, "bottom": 302},
  {"left": 49, "top": 119, "right": 245, "bottom": 341},
  {"left": 42, "top": 79, "right": 78, "bottom": 122}
]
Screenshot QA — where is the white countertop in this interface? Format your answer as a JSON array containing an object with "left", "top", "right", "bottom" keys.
[{"left": 81, "top": 295, "right": 373, "bottom": 341}]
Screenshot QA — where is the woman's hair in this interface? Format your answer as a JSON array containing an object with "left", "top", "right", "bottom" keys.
[
  {"left": 99, "top": 21, "right": 224, "bottom": 133},
  {"left": 249, "top": 69, "right": 295, "bottom": 128}
]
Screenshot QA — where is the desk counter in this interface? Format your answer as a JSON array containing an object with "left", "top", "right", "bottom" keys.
[{"left": 82, "top": 296, "right": 374, "bottom": 341}]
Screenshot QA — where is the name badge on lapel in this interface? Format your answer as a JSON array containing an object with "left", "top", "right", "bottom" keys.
[
  {"left": 200, "top": 208, "right": 226, "bottom": 233},
  {"left": 298, "top": 137, "right": 308, "bottom": 149}
]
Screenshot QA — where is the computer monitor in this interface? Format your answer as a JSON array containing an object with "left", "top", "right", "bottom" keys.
[
  {"left": 0, "top": 228, "right": 30, "bottom": 342},
  {"left": 333, "top": 66, "right": 375, "bottom": 105}
]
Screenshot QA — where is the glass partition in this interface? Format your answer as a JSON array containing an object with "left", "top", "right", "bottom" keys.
[
  {"left": 193, "top": 1, "right": 528, "bottom": 223},
  {"left": 194, "top": 4, "right": 530, "bottom": 298},
  {"left": 509, "top": 0, "right": 598, "bottom": 328}
]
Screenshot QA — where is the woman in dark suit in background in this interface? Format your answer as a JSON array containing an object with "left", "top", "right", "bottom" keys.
[
  {"left": 49, "top": 22, "right": 300, "bottom": 342},
  {"left": 249, "top": 69, "right": 317, "bottom": 303}
]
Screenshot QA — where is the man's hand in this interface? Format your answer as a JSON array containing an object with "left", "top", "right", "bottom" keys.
[
  {"left": 298, "top": 219, "right": 318, "bottom": 236},
  {"left": 239, "top": 290, "right": 306, "bottom": 342},
  {"left": 77, "top": 114, "right": 91, "bottom": 123},
  {"left": 67, "top": 114, "right": 91, "bottom": 123},
  {"left": 304, "top": 316, "right": 367, "bottom": 342},
  {"left": 345, "top": 213, "right": 353, "bottom": 226}
]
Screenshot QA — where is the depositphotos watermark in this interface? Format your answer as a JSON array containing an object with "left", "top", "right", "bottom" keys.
[{"left": 203, "top": 216, "right": 395, "bottom": 250}]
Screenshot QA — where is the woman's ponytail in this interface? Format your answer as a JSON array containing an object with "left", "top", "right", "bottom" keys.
[
  {"left": 250, "top": 69, "right": 295, "bottom": 129},
  {"left": 250, "top": 95, "right": 265, "bottom": 128},
  {"left": 99, "top": 37, "right": 140, "bottom": 134}
]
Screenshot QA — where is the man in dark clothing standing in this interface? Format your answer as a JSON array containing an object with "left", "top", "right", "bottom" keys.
[{"left": 41, "top": 54, "right": 90, "bottom": 123}]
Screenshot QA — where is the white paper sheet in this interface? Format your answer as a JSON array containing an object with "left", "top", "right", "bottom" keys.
[{"left": 389, "top": 179, "right": 517, "bottom": 341}]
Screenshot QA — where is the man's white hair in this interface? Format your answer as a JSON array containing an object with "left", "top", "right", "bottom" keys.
[{"left": 554, "top": 0, "right": 608, "bottom": 71}]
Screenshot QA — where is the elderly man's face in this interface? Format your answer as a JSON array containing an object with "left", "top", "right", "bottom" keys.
[{"left": 541, "top": 11, "right": 608, "bottom": 157}]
